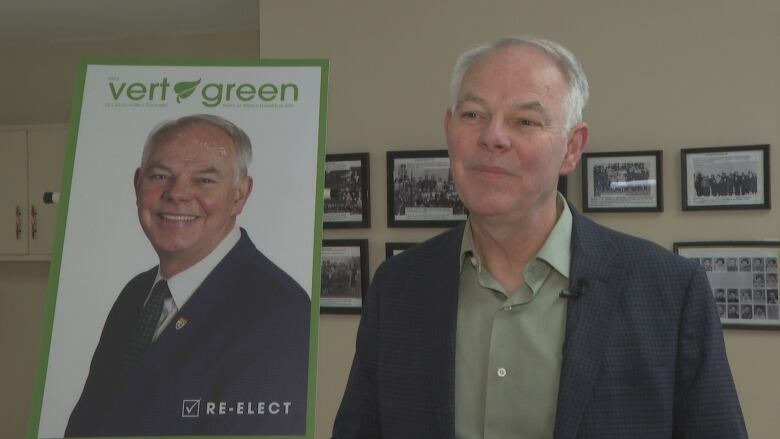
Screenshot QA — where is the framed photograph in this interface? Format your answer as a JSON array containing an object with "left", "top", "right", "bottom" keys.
[
  {"left": 385, "top": 242, "right": 416, "bottom": 259},
  {"left": 581, "top": 150, "right": 663, "bottom": 212},
  {"left": 674, "top": 241, "right": 780, "bottom": 329},
  {"left": 386, "top": 150, "right": 467, "bottom": 227},
  {"left": 324, "top": 153, "right": 370, "bottom": 228},
  {"left": 321, "top": 239, "right": 369, "bottom": 314},
  {"left": 681, "top": 144, "right": 770, "bottom": 210}
]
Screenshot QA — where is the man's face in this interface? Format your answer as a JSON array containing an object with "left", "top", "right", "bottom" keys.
[
  {"left": 134, "top": 122, "right": 252, "bottom": 276},
  {"left": 445, "top": 46, "right": 588, "bottom": 221}
]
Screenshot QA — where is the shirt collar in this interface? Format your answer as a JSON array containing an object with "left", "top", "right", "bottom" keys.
[
  {"left": 154, "top": 226, "right": 241, "bottom": 309},
  {"left": 460, "top": 218, "right": 476, "bottom": 273},
  {"left": 459, "top": 193, "right": 572, "bottom": 279},
  {"left": 536, "top": 194, "right": 572, "bottom": 279}
]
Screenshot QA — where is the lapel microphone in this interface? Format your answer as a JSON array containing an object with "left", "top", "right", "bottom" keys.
[{"left": 560, "top": 278, "right": 589, "bottom": 299}]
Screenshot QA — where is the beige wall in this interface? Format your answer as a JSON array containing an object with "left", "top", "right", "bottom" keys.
[
  {"left": 264, "top": 1, "right": 780, "bottom": 437},
  {"left": 1, "top": 0, "right": 778, "bottom": 437},
  {"left": 0, "top": 30, "right": 261, "bottom": 125}
]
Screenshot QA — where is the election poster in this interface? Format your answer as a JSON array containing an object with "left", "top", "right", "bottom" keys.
[{"left": 28, "top": 60, "right": 328, "bottom": 439}]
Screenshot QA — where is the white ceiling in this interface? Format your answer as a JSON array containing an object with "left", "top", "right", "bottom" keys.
[{"left": 0, "top": 0, "right": 259, "bottom": 46}]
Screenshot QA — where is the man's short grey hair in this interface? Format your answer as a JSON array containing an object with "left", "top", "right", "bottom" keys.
[
  {"left": 140, "top": 114, "right": 252, "bottom": 181},
  {"left": 449, "top": 36, "right": 590, "bottom": 131}
]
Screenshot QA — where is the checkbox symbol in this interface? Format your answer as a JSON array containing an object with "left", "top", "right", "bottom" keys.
[{"left": 182, "top": 399, "right": 201, "bottom": 417}]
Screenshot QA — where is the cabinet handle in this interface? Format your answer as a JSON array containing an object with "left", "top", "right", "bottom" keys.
[
  {"left": 16, "top": 206, "right": 22, "bottom": 239},
  {"left": 31, "top": 205, "right": 38, "bottom": 239}
]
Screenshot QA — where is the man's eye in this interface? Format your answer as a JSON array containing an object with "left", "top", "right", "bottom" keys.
[
  {"left": 460, "top": 111, "right": 479, "bottom": 120},
  {"left": 518, "top": 119, "right": 541, "bottom": 127},
  {"left": 149, "top": 174, "right": 168, "bottom": 181},
  {"left": 199, "top": 177, "right": 216, "bottom": 184}
]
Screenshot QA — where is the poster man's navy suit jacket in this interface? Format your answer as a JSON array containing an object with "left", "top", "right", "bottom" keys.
[
  {"left": 333, "top": 207, "right": 747, "bottom": 438},
  {"left": 66, "top": 229, "right": 311, "bottom": 437}
]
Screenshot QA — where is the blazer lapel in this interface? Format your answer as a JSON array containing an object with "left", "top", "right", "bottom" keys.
[
  {"left": 553, "top": 209, "right": 628, "bottom": 439},
  {"left": 426, "top": 224, "right": 464, "bottom": 439}
]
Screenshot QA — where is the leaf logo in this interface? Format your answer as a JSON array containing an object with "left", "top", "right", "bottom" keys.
[{"left": 174, "top": 79, "right": 201, "bottom": 103}]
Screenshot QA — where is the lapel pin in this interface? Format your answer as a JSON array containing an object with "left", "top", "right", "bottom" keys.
[{"left": 175, "top": 317, "right": 189, "bottom": 330}]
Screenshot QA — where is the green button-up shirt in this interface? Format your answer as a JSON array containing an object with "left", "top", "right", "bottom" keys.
[{"left": 455, "top": 196, "right": 572, "bottom": 439}]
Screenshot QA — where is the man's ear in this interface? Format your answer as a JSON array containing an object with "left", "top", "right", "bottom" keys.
[
  {"left": 560, "top": 122, "right": 589, "bottom": 176},
  {"left": 133, "top": 168, "right": 142, "bottom": 202},
  {"left": 230, "top": 176, "right": 253, "bottom": 216},
  {"left": 444, "top": 109, "right": 455, "bottom": 152}
]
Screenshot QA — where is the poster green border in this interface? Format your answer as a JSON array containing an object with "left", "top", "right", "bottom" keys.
[{"left": 27, "top": 58, "right": 329, "bottom": 439}]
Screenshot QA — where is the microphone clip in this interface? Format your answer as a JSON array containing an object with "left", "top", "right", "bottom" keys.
[{"left": 559, "top": 278, "right": 588, "bottom": 299}]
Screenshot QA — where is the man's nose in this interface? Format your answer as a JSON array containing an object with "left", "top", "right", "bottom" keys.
[
  {"left": 163, "top": 178, "right": 193, "bottom": 202},
  {"left": 478, "top": 118, "right": 511, "bottom": 152}
]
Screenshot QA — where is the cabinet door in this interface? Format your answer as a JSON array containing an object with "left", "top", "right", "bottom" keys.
[
  {"left": 27, "top": 128, "right": 67, "bottom": 255},
  {"left": 0, "top": 131, "right": 29, "bottom": 254}
]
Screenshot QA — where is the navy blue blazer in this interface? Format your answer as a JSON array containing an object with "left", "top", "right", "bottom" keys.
[
  {"left": 332, "top": 207, "right": 747, "bottom": 438},
  {"left": 66, "top": 229, "right": 311, "bottom": 437}
]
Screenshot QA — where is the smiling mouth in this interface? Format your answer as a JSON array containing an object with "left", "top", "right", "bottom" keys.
[
  {"left": 472, "top": 165, "right": 513, "bottom": 175},
  {"left": 158, "top": 213, "right": 198, "bottom": 222}
]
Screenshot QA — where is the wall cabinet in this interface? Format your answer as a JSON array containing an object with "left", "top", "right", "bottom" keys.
[{"left": 0, "top": 126, "right": 67, "bottom": 260}]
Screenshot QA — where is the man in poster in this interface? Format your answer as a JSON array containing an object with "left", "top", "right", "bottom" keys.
[{"left": 65, "top": 114, "right": 310, "bottom": 437}]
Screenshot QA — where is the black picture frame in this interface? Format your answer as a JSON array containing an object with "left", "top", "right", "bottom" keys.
[
  {"left": 386, "top": 150, "right": 468, "bottom": 228},
  {"left": 385, "top": 242, "right": 417, "bottom": 260},
  {"left": 674, "top": 241, "right": 780, "bottom": 329},
  {"left": 581, "top": 150, "right": 663, "bottom": 212},
  {"left": 681, "top": 144, "right": 770, "bottom": 211},
  {"left": 324, "top": 153, "right": 370, "bottom": 228},
  {"left": 320, "top": 239, "right": 369, "bottom": 314}
]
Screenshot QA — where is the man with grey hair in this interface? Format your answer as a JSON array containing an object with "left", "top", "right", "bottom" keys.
[
  {"left": 66, "top": 114, "right": 311, "bottom": 437},
  {"left": 333, "top": 36, "right": 745, "bottom": 438}
]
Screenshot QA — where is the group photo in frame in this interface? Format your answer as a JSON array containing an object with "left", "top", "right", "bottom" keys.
[
  {"left": 320, "top": 239, "right": 369, "bottom": 314},
  {"left": 681, "top": 144, "right": 770, "bottom": 210},
  {"left": 323, "top": 153, "right": 370, "bottom": 228},
  {"left": 581, "top": 150, "right": 663, "bottom": 212},
  {"left": 386, "top": 150, "right": 467, "bottom": 228},
  {"left": 674, "top": 241, "right": 780, "bottom": 329},
  {"left": 385, "top": 242, "right": 416, "bottom": 260}
]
